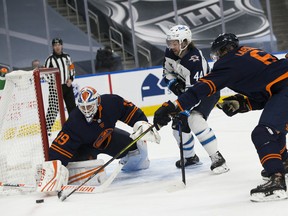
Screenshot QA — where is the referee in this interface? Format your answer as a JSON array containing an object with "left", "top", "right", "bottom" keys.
[{"left": 44, "top": 37, "right": 76, "bottom": 133}]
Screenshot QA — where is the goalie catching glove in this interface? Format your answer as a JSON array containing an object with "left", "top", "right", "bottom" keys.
[
  {"left": 130, "top": 121, "right": 161, "bottom": 144},
  {"left": 216, "top": 94, "right": 251, "bottom": 117}
]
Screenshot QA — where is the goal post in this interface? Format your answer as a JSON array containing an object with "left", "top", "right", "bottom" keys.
[
  {"left": 33, "top": 68, "right": 66, "bottom": 160},
  {"left": 0, "top": 68, "right": 65, "bottom": 194}
]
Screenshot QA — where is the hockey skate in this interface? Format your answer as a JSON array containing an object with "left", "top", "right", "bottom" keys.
[
  {"left": 250, "top": 173, "right": 287, "bottom": 202},
  {"left": 210, "top": 151, "right": 229, "bottom": 174},
  {"left": 261, "top": 157, "right": 288, "bottom": 180},
  {"left": 175, "top": 154, "right": 201, "bottom": 168}
]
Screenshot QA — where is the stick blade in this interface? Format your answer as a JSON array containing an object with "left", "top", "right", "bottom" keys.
[{"left": 58, "top": 191, "right": 69, "bottom": 202}]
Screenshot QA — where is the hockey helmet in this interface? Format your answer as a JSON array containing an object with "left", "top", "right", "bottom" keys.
[
  {"left": 210, "top": 33, "right": 239, "bottom": 61},
  {"left": 78, "top": 86, "right": 101, "bottom": 123},
  {"left": 52, "top": 37, "right": 63, "bottom": 46},
  {"left": 166, "top": 25, "right": 192, "bottom": 56}
]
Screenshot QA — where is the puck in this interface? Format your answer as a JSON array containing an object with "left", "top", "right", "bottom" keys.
[{"left": 36, "top": 199, "right": 44, "bottom": 204}]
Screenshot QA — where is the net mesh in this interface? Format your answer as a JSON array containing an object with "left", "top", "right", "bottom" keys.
[{"left": 0, "top": 70, "right": 63, "bottom": 194}]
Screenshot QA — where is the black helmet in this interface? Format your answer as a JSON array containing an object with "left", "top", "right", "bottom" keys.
[
  {"left": 52, "top": 37, "right": 63, "bottom": 45},
  {"left": 210, "top": 33, "right": 239, "bottom": 61}
]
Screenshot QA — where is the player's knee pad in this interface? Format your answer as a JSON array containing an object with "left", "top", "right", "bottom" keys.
[
  {"left": 66, "top": 159, "right": 107, "bottom": 186},
  {"left": 251, "top": 125, "right": 279, "bottom": 150},
  {"left": 188, "top": 110, "right": 209, "bottom": 133},
  {"left": 172, "top": 129, "right": 195, "bottom": 158},
  {"left": 189, "top": 111, "right": 216, "bottom": 145},
  {"left": 120, "top": 140, "right": 150, "bottom": 172}
]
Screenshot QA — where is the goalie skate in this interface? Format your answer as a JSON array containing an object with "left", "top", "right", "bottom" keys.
[{"left": 250, "top": 174, "right": 287, "bottom": 202}]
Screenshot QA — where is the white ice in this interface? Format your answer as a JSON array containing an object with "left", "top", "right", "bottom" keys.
[{"left": 1, "top": 109, "right": 288, "bottom": 216}]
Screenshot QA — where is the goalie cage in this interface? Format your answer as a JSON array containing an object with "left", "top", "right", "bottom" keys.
[{"left": 0, "top": 68, "right": 66, "bottom": 195}]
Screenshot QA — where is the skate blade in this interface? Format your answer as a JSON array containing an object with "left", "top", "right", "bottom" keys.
[
  {"left": 250, "top": 190, "right": 288, "bottom": 202},
  {"left": 212, "top": 163, "right": 230, "bottom": 174},
  {"left": 184, "top": 161, "right": 203, "bottom": 169}
]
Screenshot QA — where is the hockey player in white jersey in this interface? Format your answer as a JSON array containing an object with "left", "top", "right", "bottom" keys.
[{"left": 162, "top": 25, "right": 229, "bottom": 174}]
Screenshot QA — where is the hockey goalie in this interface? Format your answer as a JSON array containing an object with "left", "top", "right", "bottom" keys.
[{"left": 37, "top": 86, "right": 160, "bottom": 194}]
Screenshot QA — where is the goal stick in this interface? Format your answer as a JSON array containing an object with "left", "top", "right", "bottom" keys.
[{"left": 58, "top": 124, "right": 155, "bottom": 201}]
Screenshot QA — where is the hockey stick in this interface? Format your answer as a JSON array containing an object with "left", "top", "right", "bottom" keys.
[
  {"left": 178, "top": 120, "right": 186, "bottom": 185},
  {"left": 58, "top": 124, "right": 155, "bottom": 201},
  {"left": 166, "top": 118, "right": 186, "bottom": 193}
]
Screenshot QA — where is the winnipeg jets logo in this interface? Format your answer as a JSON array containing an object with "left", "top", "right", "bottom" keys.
[{"left": 189, "top": 55, "right": 200, "bottom": 62}]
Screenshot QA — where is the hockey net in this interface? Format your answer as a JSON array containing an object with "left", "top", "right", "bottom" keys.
[{"left": 0, "top": 68, "right": 65, "bottom": 194}]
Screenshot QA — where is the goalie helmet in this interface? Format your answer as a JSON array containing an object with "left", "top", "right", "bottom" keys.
[
  {"left": 166, "top": 25, "right": 192, "bottom": 56},
  {"left": 210, "top": 33, "right": 239, "bottom": 61},
  {"left": 77, "top": 86, "right": 101, "bottom": 123}
]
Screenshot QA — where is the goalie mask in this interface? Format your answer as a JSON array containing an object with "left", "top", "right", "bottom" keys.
[
  {"left": 166, "top": 25, "right": 192, "bottom": 56},
  {"left": 210, "top": 33, "right": 239, "bottom": 61},
  {"left": 78, "top": 87, "right": 101, "bottom": 123}
]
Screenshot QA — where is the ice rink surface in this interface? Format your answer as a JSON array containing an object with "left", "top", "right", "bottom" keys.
[{"left": 1, "top": 108, "right": 288, "bottom": 216}]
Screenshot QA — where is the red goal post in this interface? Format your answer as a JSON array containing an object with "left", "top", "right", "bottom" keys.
[
  {"left": 34, "top": 68, "right": 66, "bottom": 160},
  {"left": 0, "top": 68, "right": 65, "bottom": 194}
]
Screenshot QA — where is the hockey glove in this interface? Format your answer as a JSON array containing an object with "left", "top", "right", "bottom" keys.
[
  {"left": 130, "top": 121, "right": 161, "bottom": 144},
  {"left": 216, "top": 94, "right": 250, "bottom": 117},
  {"left": 172, "top": 110, "right": 190, "bottom": 133},
  {"left": 153, "top": 100, "right": 179, "bottom": 130},
  {"left": 168, "top": 79, "right": 186, "bottom": 96}
]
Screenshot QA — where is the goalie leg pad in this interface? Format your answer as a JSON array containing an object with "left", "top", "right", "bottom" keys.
[
  {"left": 36, "top": 160, "right": 68, "bottom": 195},
  {"left": 66, "top": 159, "right": 107, "bottom": 186},
  {"left": 120, "top": 140, "right": 150, "bottom": 172}
]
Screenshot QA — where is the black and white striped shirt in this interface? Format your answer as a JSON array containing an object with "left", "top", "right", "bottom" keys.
[{"left": 44, "top": 52, "right": 75, "bottom": 84}]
